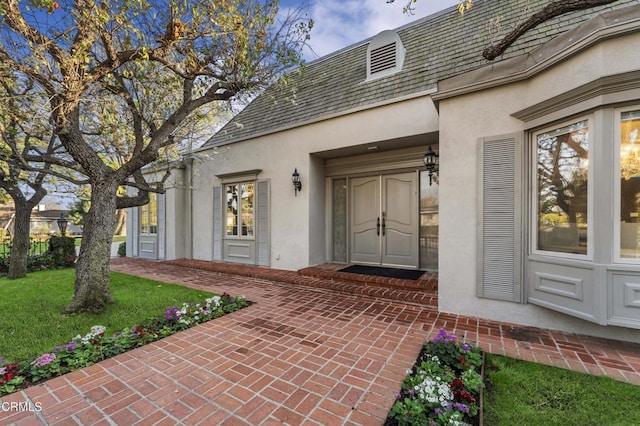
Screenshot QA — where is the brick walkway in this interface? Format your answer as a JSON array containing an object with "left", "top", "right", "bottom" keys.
[{"left": 2, "top": 258, "right": 640, "bottom": 425}]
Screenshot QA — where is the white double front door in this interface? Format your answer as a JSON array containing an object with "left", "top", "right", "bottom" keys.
[{"left": 350, "top": 172, "right": 418, "bottom": 268}]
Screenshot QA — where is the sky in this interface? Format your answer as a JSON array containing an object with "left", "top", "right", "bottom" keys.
[{"left": 281, "top": 0, "right": 462, "bottom": 60}]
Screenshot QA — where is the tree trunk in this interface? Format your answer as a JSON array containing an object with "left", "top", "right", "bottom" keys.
[
  {"left": 7, "top": 200, "right": 33, "bottom": 279},
  {"left": 114, "top": 208, "right": 126, "bottom": 236},
  {"left": 65, "top": 180, "right": 118, "bottom": 313}
]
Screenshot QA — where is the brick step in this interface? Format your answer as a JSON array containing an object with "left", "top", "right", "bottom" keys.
[{"left": 162, "top": 259, "right": 438, "bottom": 308}]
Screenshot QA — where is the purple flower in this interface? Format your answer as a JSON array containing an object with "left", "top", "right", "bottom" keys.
[
  {"left": 165, "top": 306, "right": 180, "bottom": 321},
  {"left": 433, "top": 328, "right": 457, "bottom": 343},
  {"left": 434, "top": 408, "right": 444, "bottom": 414},
  {"left": 462, "top": 343, "right": 471, "bottom": 352},
  {"left": 446, "top": 402, "right": 470, "bottom": 414},
  {"left": 31, "top": 353, "right": 56, "bottom": 367}
]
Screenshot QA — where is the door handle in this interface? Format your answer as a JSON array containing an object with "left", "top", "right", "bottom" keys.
[
  {"left": 382, "top": 213, "right": 386, "bottom": 236},
  {"left": 376, "top": 217, "right": 380, "bottom": 236}
]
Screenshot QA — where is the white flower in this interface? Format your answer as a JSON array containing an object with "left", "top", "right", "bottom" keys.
[
  {"left": 414, "top": 375, "right": 453, "bottom": 406},
  {"left": 90, "top": 325, "right": 106, "bottom": 335}
]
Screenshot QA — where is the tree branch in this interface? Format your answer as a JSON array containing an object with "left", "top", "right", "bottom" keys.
[{"left": 483, "top": 0, "right": 618, "bottom": 60}]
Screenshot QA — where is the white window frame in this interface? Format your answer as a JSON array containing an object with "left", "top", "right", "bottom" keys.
[
  {"left": 139, "top": 192, "right": 158, "bottom": 235},
  {"left": 224, "top": 181, "right": 255, "bottom": 239},
  {"left": 530, "top": 115, "right": 594, "bottom": 261},
  {"left": 614, "top": 105, "right": 640, "bottom": 264}
]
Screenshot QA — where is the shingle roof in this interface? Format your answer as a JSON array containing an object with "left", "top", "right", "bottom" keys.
[{"left": 202, "top": 0, "right": 635, "bottom": 149}]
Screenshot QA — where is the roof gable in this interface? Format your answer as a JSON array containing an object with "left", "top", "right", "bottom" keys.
[{"left": 202, "top": 0, "right": 636, "bottom": 149}]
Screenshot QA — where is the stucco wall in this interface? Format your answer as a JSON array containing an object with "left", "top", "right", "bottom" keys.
[
  {"left": 437, "top": 32, "right": 640, "bottom": 342},
  {"left": 189, "top": 95, "right": 438, "bottom": 271}
]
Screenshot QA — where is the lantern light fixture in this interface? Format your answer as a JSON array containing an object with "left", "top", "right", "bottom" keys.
[
  {"left": 292, "top": 168, "right": 302, "bottom": 196},
  {"left": 423, "top": 145, "right": 439, "bottom": 186},
  {"left": 57, "top": 213, "right": 68, "bottom": 236}
]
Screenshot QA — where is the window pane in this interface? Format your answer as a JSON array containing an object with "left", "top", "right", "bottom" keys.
[
  {"left": 241, "top": 183, "right": 254, "bottom": 237},
  {"left": 620, "top": 110, "right": 640, "bottom": 259},
  {"left": 139, "top": 193, "right": 157, "bottom": 234},
  {"left": 149, "top": 193, "right": 158, "bottom": 234},
  {"left": 226, "top": 185, "right": 238, "bottom": 236},
  {"left": 140, "top": 204, "right": 149, "bottom": 234},
  {"left": 420, "top": 171, "right": 438, "bottom": 270},
  {"left": 537, "top": 120, "right": 589, "bottom": 255},
  {"left": 332, "top": 179, "right": 347, "bottom": 262}
]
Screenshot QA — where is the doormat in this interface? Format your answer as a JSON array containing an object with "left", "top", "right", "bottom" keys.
[{"left": 338, "top": 265, "right": 425, "bottom": 280}]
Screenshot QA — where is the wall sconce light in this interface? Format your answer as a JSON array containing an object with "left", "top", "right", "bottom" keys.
[
  {"left": 57, "top": 213, "right": 68, "bottom": 236},
  {"left": 292, "top": 168, "right": 302, "bottom": 196},
  {"left": 423, "top": 145, "right": 439, "bottom": 186}
]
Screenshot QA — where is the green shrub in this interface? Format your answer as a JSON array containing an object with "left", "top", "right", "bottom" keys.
[
  {"left": 117, "top": 241, "right": 126, "bottom": 257},
  {"left": 47, "top": 236, "right": 76, "bottom": 268}
]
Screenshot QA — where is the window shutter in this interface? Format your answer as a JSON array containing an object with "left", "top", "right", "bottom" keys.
[
  {"left": 157, "top": 194, "right": 165, "bottom": 260},
  {"left": 256, "top": 180, "right": 270, "bottom": 266},
  {"left": 131, "top": 207, "right": 139, "bottom": 257},
  {"left": 477, "top": 133, "right": 523, "bottom": 302},
  {"left": 213, "top": 186, "right": 222, "bottom": 261}
]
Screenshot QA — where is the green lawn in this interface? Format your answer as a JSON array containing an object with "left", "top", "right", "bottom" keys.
[
  {"left": 483, "top": 354, "right": 640, "bottom": 425},
  {"left": 0, "top": 268, "right": 214, "bottom": 363}
]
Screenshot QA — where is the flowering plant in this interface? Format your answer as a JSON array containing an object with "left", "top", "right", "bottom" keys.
[
  {"left": 0, "top": 294, "right": 248, "bottom": 396},
  {"left": 388, "top": 329, "right": 483, "bottom": 425},
  {"left": 0, "top": 358, "right": 25, "bottom": 395}
]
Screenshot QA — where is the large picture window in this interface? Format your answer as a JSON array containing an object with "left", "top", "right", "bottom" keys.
[
  {"left": 535, "top": 119, "right": 589, "bottom": 255},
  {"left": 139, "top": 192, "right": 158, "bottom": 234},
  {"left": 619, "top": 109, "right": 640, "bottom": 260},
  {"left": 226, "top": 182, "right": 254, "bottom": 237}
]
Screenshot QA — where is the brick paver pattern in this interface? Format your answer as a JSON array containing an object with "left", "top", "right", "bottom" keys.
[{"left": 2, "top": 258, "right": 640, "bottom": 425}]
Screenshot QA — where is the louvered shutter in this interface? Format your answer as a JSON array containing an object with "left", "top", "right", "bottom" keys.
[
  {"left": 477, "top": 134, "right": 523, "bottom": 302},
  {"left": 212, "top": 186, "right": 222, "bottom": 261},
  {"left": 157, "top": 193, "right": 165, "bottom": 260},
  {"left": 130, "top": 207, "right": 139, "bottom": 257},
  {"left": 256, "top": 180, "right": 270, "bottom": 266}
]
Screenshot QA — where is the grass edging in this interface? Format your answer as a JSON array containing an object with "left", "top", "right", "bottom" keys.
[{"left": 0, "top": 285, "right": 249, "bottom": 397}]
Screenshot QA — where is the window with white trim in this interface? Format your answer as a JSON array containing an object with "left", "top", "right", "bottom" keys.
[
  {"left": 139, "top": 192, "right": 157, "bottom": 234},
  {"left": 534, "top": 118, "right": 590, "bottom": 257},
  {"left": 617, "top": 108, "right": 640, "bottom": 261},
  {"left": 225, "top": 182, "right": 254, "bottom": 237}
]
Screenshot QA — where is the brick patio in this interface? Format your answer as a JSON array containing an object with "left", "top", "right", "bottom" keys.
[{"left": 1, "top": 258, "right": 640, "bottom": 425}]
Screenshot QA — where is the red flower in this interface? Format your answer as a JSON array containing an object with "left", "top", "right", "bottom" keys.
[
  {"left": 455, "top": 389, "right": 476, "bottom": 403},
  {"left": 450, "top": 378, "right": 465, "bottom": 390}
]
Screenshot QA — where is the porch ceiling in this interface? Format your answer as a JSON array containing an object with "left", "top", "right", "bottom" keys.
[{"left": 311, "top": 132, "right": 438, "bottom": 160}]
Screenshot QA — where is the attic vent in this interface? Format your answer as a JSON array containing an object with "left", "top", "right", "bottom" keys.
[
  {"left": 370, "top": 42, "right": 397, "bottom": 74},
  {"left": 366, "top": 30, "right": 405, "bottom": 82}
]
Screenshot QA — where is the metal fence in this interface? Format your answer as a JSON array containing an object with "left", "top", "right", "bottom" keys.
[{"left": 0, "top": 236, "right": 51, "bottom": 259}]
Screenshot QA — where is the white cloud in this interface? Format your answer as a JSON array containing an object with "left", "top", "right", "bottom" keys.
[{"left": 302, "top": 0, "right": 461, "bottom": 59}]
